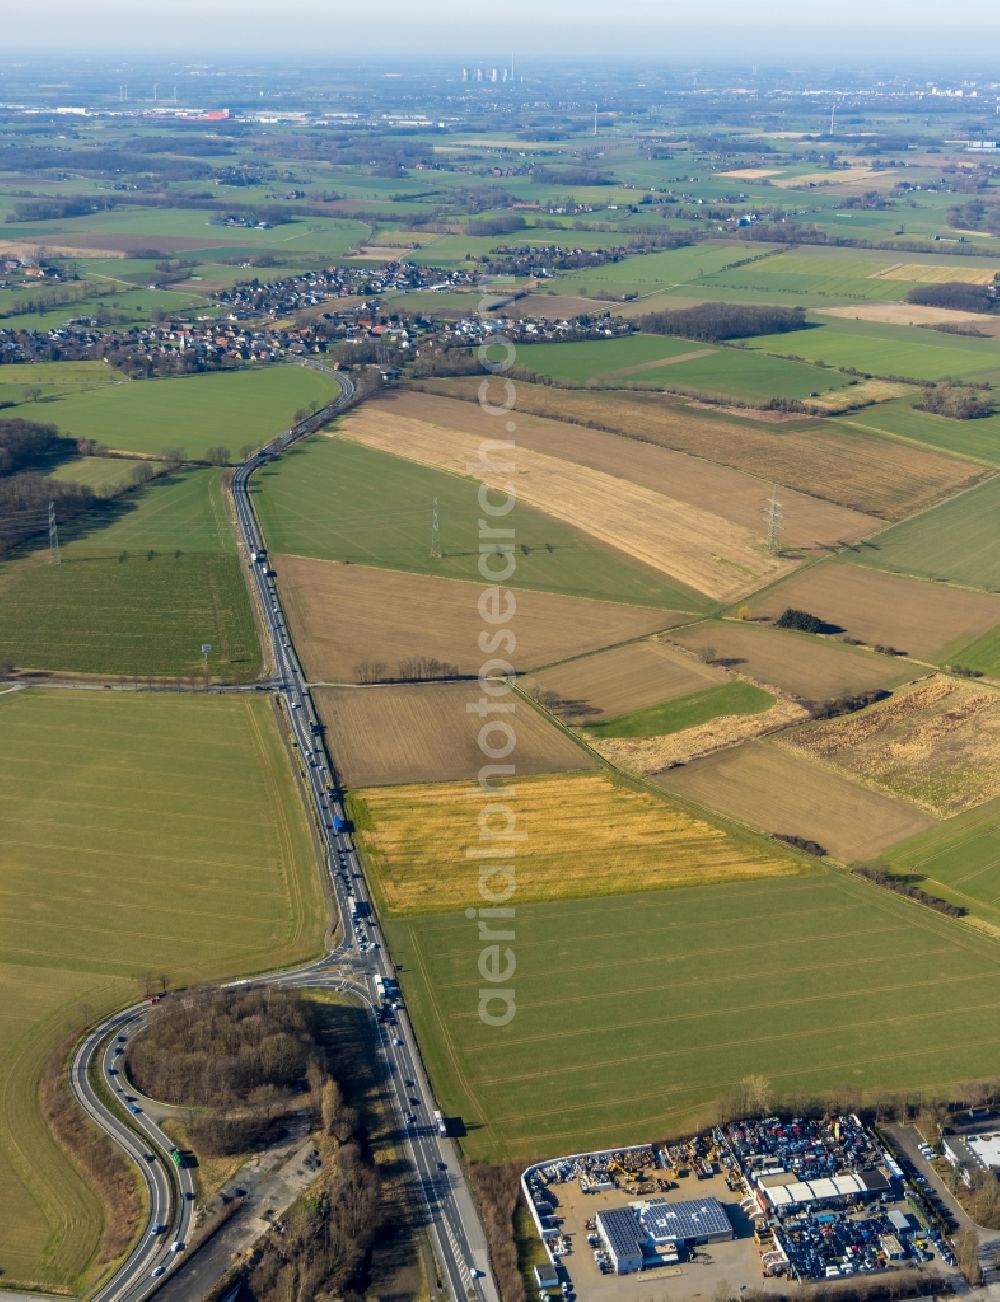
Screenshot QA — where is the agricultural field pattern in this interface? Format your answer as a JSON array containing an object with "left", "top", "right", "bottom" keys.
[{"left": 6, "top": 44, "right": 1000, "bottom": 1302}]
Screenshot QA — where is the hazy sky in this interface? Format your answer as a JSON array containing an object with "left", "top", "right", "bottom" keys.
[{"left": 5, "top": 0, "right": 1000, "bottom": 60}]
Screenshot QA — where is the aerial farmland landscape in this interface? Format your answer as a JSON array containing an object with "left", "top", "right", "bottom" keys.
[{"left": 8, "top": 6, "right": 1000, "bottom": 1301}]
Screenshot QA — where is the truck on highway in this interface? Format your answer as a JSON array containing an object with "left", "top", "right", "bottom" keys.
[
  {"left": 434, "top": 1110, "right": 447, "bottom": 1137},
  {"left": 332, "top": 813, "right": 346, "bottom": 834}
]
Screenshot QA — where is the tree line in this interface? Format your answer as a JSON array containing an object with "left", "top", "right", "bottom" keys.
[
  {"left": 905, "top": 280, "right": 999, "bottom": 314},
  {"left": 638, "top": 301, "right": 807, "bottom": 342},
  {"left": 914, "top": 381, "right": 993, "bottom": 420}
]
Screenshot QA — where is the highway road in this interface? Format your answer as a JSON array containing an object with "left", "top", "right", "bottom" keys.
[{"left": 71, "top": 367, "right": 497, "bottom": 1302}]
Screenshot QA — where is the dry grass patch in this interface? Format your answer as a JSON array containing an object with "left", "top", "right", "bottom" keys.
[
  {"left": 352, "top": 772, "right": 802, "bottom": 915},
  {"left": 772, "top": 166, "right": 880, "bottom": 188},
  {"left": 819, "top": 303, "right": 1000, "bottom": 330},
  {"left": 315, "top": 682, "right": 591, "bottom": 787},
  {"left": 337, "top": 404, "right": 795, "bottom": 600},
  {"left": 871, "top": 263, "right": 999, "bottom": 284},
  {"left": 277, "top": 555, "right": 684, "bottom": 683},
  {"left": 657, "top": 739, "right": 936, "bottom": 862},
  {"left": 719, "top": 167, "right": 783, "bottom": 179},
  {"left": 804, "top": 379, "right": 913, "bottom": 413},
  {"left": 394, "top": 391, "right": 871, "bottom": 551},
  {"left": 525, "top": 639, "right": 726, "bottom": 724},
  {"left": 783, "top": 674, "right": 1000, "bottom": 816},
  {"left": 591, "top": 695, "right": 809, "bottom": 772},
  {"left": 749, "top": 563, "right": 1000, "bottom": 662},
  {"left": 417, "top": 379, "right": 981, "bottom": 520}
]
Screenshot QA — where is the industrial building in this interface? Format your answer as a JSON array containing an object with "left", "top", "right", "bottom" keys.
[{"left": 596, "top": 1197, "right": 734, "bottom": 1274}]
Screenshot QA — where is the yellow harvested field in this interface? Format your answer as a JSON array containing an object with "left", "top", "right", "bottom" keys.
[
  {"left": 719, "top": 167, "right": 783, "bottom": 179},
  {"left": 277, "top": 554, "right": 685, "bottom": 682},
  {"left": 669, "top": 620, "right": 919, "bottom": 699},
  {"left": 337, "top": 405, "right": 797, "bottom": 600},
  {"left": 418, "top": 379, "right": 983, "bottom": 520},
  {"left": 871, "top": 263, "right": 999, "bottom": 284},
  {"left": 352, "top": 772, "right": 803, "bottom": 915},
  {"left": 591, "top": 694, "right": 808, "bottom": 772},
  {"left": 804, "top": 379, "right": 913, "bottom": 412},
  {"left": 658, "top": 739, "right": 936, "bottom": 863},
  {"left": 396, "top": 391, "right": 872, "bottom": 551},
  {"left": 314, "top": 682, "right": 592, "bottom": 787},
  {"left": 525, "top": 638, "right": 726, "bottom": 724},
  {"left": 819, "top": 302, "right": 999, "bottom": 329},
  {"left": 772, "top": 166, "right": 879, "bottom": 187},
  {"left": 749, "top": 564, "right": 1000, "bottom": 661},
  {"left": 783, "top": 674, "right": 1000, "bottom": 816}
]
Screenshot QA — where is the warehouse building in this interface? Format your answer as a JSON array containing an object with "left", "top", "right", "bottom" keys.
[
  {"left": 596, "top": 1208, "right": 645, "bottom": 1274},
  {"left": 639, "top": 1197, "right": 734, "bottom": 1248},
  {"left": 596, "top": 1198, "right": 734, "bottom": 1274}
]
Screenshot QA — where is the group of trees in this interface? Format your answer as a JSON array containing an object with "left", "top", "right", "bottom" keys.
[
  {"left": 126, "top": 986, "right": 319, "bottom": 1113},
  {"left": 353, "top": 655, "right": 459, "bottom": 684},
  {"left": 0, "top": 418, "right": 98, "bottom": 554},
  {"left": 905, "top": 280, "right": 999, "bottom": 314},
  {"left": 853, "top": 865, "right": 967, "bottom": 918},
  {"left": 914, "top": 381, "right": 993, "bottom": 420},
  {"left": 639, "top": 301, "right": 807, "bottom": 342},
  {"left": 239, "top": 1144, "right": 380, "bottom": 1300}
]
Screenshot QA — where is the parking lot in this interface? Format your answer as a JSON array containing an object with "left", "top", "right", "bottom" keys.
[{"left": 530, "top": 1166, "right": 795, "bottom": 1301}]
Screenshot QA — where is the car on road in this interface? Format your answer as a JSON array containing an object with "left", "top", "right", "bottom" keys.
[
  {"left": 438, "top": 1161, "right": 448, "bottom": 1172},
  {"left": 151, "top": 1265, "right": 166, "bottom": 1278},
  {"left": 395, "top": 1038, "right": 404, "bottom": 1048},
  {"left": 152, "top": 1223, "right": 166, "bottom": 1234},
  {"left": 171, "top": 1241, "right": 185, "bottom": 1253},
  {"left": 108, "top": 1067, "right": 118, "bottom": 1075},
  {"left": 129, "top": 1105, "right": 142, "bottom": 1115}
]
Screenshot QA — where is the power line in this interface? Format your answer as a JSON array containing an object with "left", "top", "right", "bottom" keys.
[
  {"left": 48, "top": 499, "right": 60, "bottom": 565},
  {"left": 430, "top": 497, "right": 441, "bottom": 560},
  {"left": 764, "top": 488, "right": 783, "bottom": 554}
]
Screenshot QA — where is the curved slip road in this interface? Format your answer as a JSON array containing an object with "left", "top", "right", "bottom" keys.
[{"left": 71, "top": 366, "right": 497, "bottom": 1302}]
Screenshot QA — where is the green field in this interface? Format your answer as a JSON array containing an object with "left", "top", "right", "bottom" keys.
[
  {"left": 692, "top": 245, "right": 1000, "bottom": 306},
  {"left": 619, "top": 345, "right": 850, "bottom": 401},
  {"left": 853, "top": 475, "right": 1000, "bottom": 592},
  {"left": 839, "top": 400, "right": 1000, "bottom": 465},
  {"left": 0, "top": 360, "right": 118, "bottom": 406},
  {"left": 582, "top": 681, "right": 774, "bottom": 739},
  {"left": 45, "top": 455, "right": 165, "bottom": 492},
  {"left": 0, "top": 206, "right": 370, "bottom": 260},
  {"left": 508, "top": 334, "right": 704, "bottom": 383},
  {"left": 0, "top": 365, "right": 340, "bottom": 461},
  {"left": 749, "top": 317, "right": 1000, "bottom": 385},
  {"left": 886, "top": 800, "right": 1000, "bottom": 930},
  {"left": 253, "top": 434, "right": 706, "bottom": 610},
  {"left": 386, "top": 869, "right": 1000, "bottom": 1159},
  {"left": 0, "top": 688, "right": 325, "bottom": 1290},
  {"left": 0, "top": 469, "right": 260, "bottom": 678},
  {"left": 0, "top": 286, "right": 209, "bottom": 331},
  {"left": 547, "top": 243, "right": 760, "bottom": 298}
]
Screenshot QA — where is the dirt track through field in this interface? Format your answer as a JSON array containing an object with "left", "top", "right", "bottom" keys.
[
  {"left": 590, "top": 347, "right": 718, "bottom": 383},
  {"left": 337, "top": 405, "right": 795, "bottom": 599}
]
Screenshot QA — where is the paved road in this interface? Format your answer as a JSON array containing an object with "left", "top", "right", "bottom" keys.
[{"left": 71, "top": 367, "right": 496, "bottom": 1302}]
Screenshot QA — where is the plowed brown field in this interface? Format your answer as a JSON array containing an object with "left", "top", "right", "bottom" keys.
[
  {"left": 314, "top": 682, "right": 592, "bottom": 787},
  {"left": 416, "top": 378, "right": 983, "bottom": 520},
  {"left": 658, "top": 739, "right": 936, "bottom": 862},
  {"left": 387, "top": 391, "right": 874, "bottom": 551},
  {"left": 525, "top": 638, "right": 726, "bottom": 723},
  {"left": 277, "top": 555, "right": 686, "bottom": 682},
  {"left": 749, "top": 564, "right": 1000, "bottom": 661}
]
